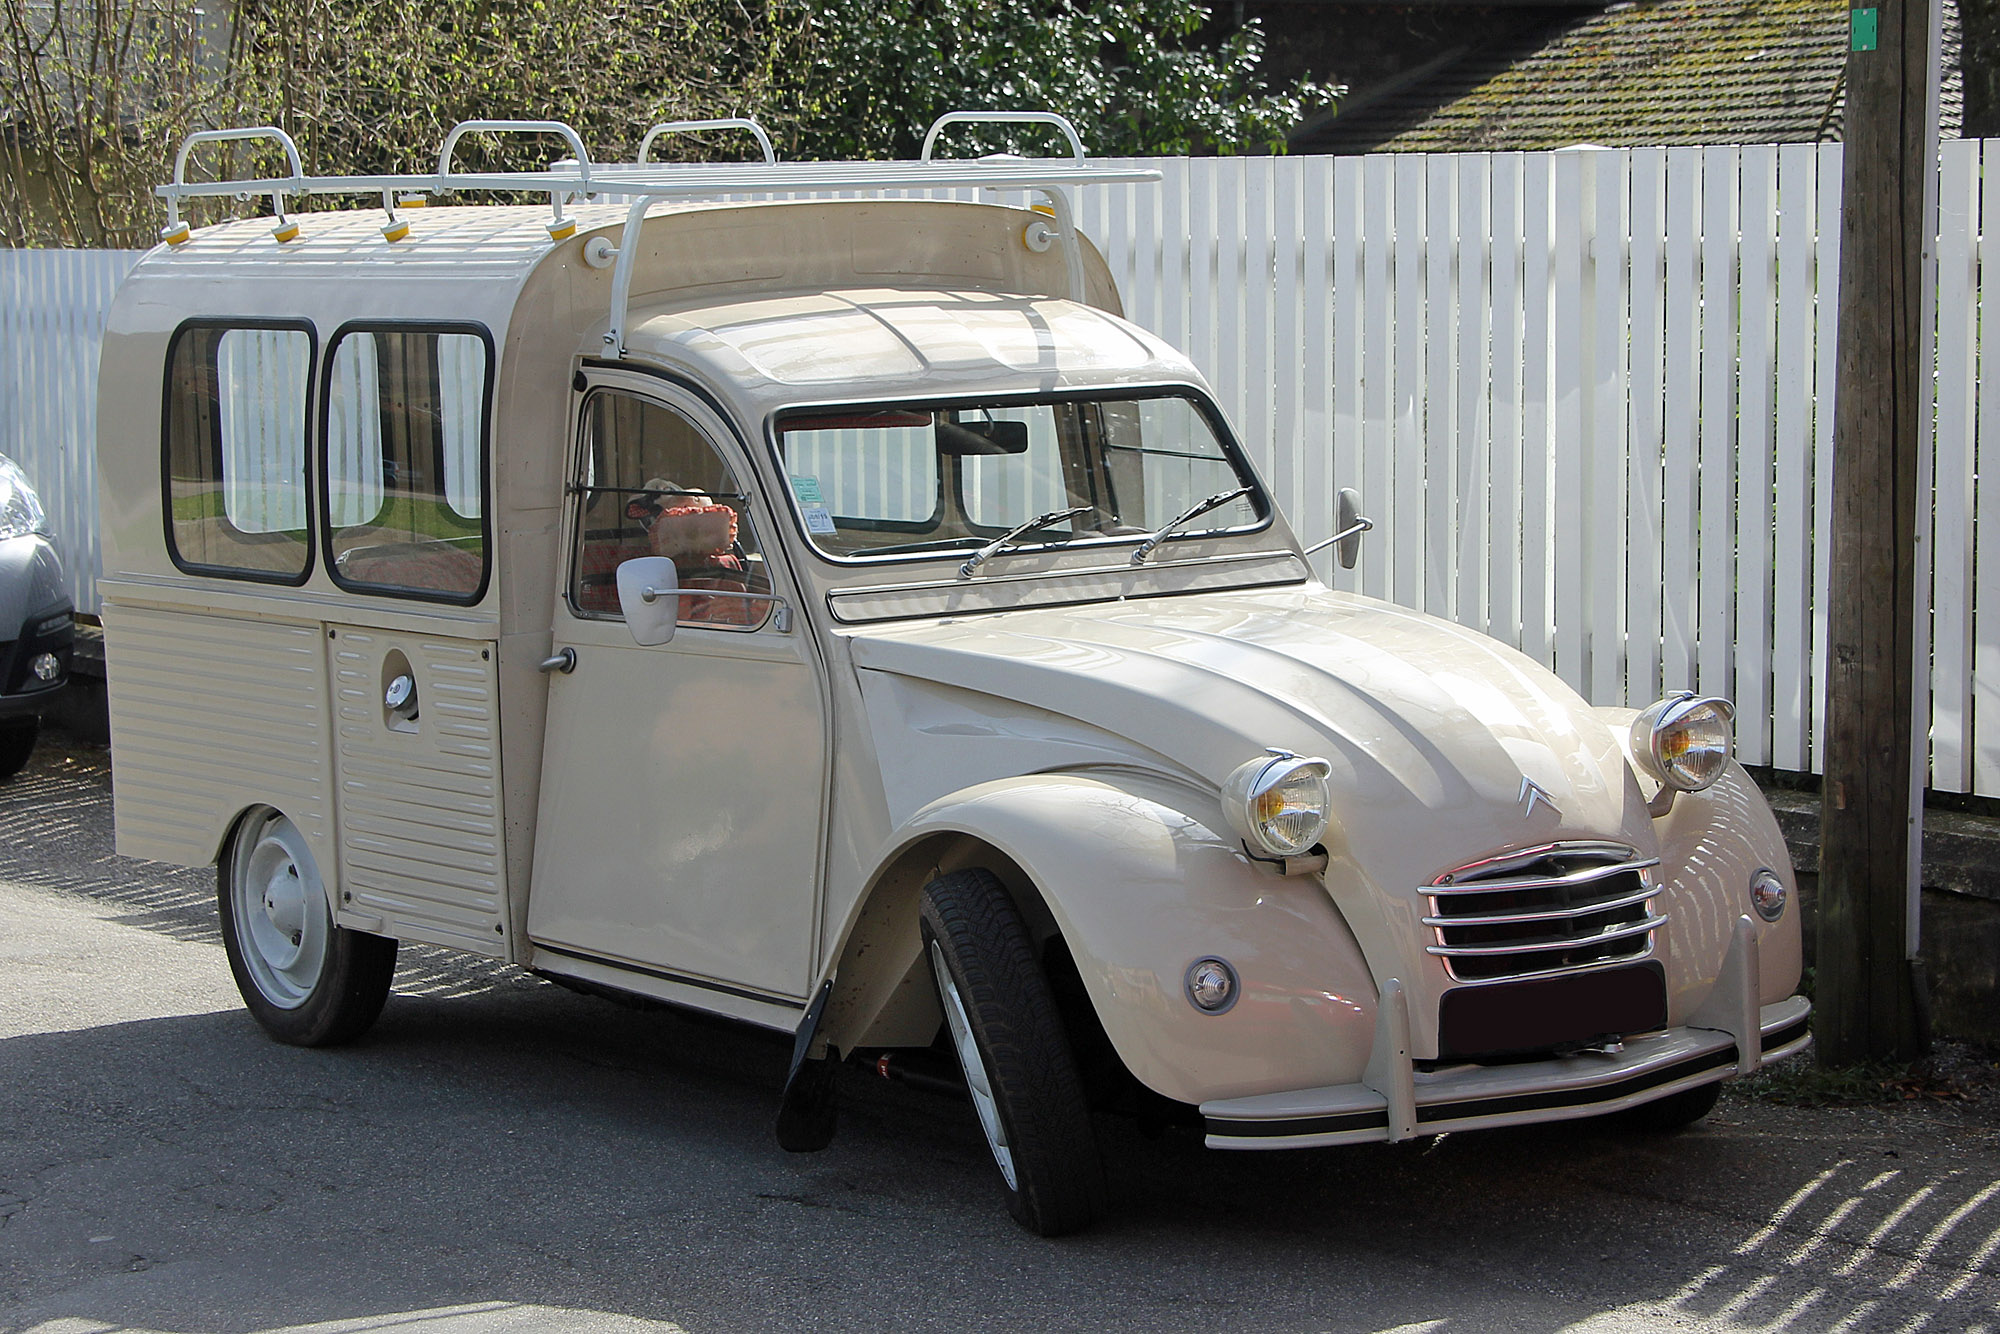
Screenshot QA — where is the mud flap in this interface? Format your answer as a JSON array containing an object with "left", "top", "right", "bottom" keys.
[{"left": 776, "top": 979, "right": 838, "bottom": 1152}]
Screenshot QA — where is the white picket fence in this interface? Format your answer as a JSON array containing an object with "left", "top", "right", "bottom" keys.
[{"left": 4, "top": 142, "right": 1997, "bottom": 795}]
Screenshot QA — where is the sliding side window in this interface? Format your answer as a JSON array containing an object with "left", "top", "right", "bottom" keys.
[
  {"left": 163, "top": 322, "right": 315, "bottom": 582},
  {"left": 322, "top": 324, "right": 491, "bottom": 602}
]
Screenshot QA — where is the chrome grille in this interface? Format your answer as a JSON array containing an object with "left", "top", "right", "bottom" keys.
[{"left": 1423, "top": 841, "right": 1663, "bottom": 983}]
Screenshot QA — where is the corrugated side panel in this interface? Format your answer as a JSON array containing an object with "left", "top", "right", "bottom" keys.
[
  {"left": 327, "top": 629, "right": 507, "bottom": 956},
  {"left": 102, "top": 604, "right": 332, "bottom": 866}
]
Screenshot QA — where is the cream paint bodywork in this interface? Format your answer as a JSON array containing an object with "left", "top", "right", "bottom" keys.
[{"left": 832, "top": 586, "right": 1803, "bottom": 1101}]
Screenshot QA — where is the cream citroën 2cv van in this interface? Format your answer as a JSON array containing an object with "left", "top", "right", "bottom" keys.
[{"left": 97, "top": 115, "right": 1809, "bottom": 1235}]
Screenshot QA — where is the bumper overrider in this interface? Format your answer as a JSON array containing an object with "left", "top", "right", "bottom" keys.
[{"left": 1202, "top": 916, "right": 1811, "bottom": 1150}]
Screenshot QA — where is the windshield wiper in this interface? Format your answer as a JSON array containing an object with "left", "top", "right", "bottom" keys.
[
  {"left": 1129, "top": 485, "right": 1253, "bottom": 565},
  {"left": 958, "top": 505, "right": 1095, "bottom": 579}
]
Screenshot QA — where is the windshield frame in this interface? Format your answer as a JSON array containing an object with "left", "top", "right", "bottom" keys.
[{"left": 764, "top": 383, "right": 1274, "bottom": 570}]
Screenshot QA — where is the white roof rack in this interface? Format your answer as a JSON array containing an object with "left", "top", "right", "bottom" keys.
[{"left": 155, "top": 112, "right": 1161, "bottom": 353}]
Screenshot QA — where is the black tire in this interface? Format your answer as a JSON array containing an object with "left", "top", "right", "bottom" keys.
[
  {"left": 919, "top": 868, "right": 1106, "bottom": 1236},
  {"left": 1613, "top": 1079, "right": 1722, "bottom": 1133},
  {"left": 0, "top": 721, "right": 37, "bottom": 781},
  {"left": 218, "top": 807, "right": 397, "bottom": 1047}
]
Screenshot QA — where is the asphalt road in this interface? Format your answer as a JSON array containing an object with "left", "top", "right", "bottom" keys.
[{"left": 3, "top": 737, "right": 1998, "bottom": 1334}]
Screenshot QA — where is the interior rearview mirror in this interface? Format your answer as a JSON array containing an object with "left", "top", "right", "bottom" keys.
[
  {"left": 616, "top": 556, "right": 679, "bottom": 645},
  {"left": 936, "top": 418, "right": 1030, "bottom": 455}
]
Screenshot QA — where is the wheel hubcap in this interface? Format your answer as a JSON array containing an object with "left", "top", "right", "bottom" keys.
[
  {"left": 231, "top": 813, "right": 330, "bottom": 1009},
  {"left": 929, "top": 939, "right": 1018, "bottom": 1191}
]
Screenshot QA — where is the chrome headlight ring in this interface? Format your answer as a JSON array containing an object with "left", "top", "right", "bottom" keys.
[
  {"left": 1222, "top": 750, "right": 1332, "bottom": 859},
  {"left": 1631, "top": 693, "right": 1736, "bottom": 793}
]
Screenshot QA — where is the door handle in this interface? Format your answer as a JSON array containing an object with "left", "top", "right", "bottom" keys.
[{"left": 539, "top": 647, "right": 577, "bottom": 674}]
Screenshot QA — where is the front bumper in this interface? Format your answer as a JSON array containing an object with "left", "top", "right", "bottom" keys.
[{"left": 1202, "top": 995, "right": 1810, "bottom": 1149}]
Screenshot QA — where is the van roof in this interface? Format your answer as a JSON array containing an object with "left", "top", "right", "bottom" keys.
[{"left": 626, "top": 287, "right": 1195, "bottom": 413}]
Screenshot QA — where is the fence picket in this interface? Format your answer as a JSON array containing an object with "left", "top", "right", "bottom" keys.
[
  {"left": 1934, "top": 140, "right": 1980, "bottom": 792},
  {"left": 1552, "top": 152, "right": 1587, "bottom": 688},
  {"left": 1588, "top": 151, "right": 1631, "bottom": 707},
  {"left": 1735, "top": 144, "right": 1779, "bottom": 765},
  {"left": 1977, "top": 141, "right": 2000, "bottom": 793},
  {"left": 1393, "top": 155, "right": 1429, "bottom": 610},
  {"left": 1772, "top": 143, "right": 1818, "bottom": 771},
  {"left": 1697, "top": 148, "right": 1741, "bottom": 703},
  {"left": 1331, "top": 156, "right": 1365, "bottom": 592},
  {"left": 1454, "top": 155, "right": 1492, "bottom": 635},
  {"left": 1626, "top": 148, "right": 1668, "bottom": 709},
  {"left": 1520, "top": 152, "right": 1556, "bottom": 667},
  {"left": 1361, "top": 155, "right": 1397, "bottom": 604},
  {"left": 1488, "top": 154, "right": 1525, "bottom": 650}
]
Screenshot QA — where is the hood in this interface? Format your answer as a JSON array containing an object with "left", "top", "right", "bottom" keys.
[{"left": 847, "top": 587, "right": 1655, "bottom": 885}]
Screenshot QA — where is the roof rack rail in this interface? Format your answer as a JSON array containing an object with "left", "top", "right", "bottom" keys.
[{"left": 155, "top": 110, "right": 1160, "bottom": 352}]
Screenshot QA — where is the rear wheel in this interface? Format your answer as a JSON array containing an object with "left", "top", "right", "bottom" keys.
[
  {"left": 920, "top": 869, "right": 1105, "bottom": 1236},
  {"left": 0, "top": 721, "right": 37, "bottom": 781},
  {"left": 219, "top": 807, "right": 396, "bottom": 1046}
]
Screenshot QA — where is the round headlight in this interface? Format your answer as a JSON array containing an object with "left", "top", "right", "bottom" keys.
[
  {"left": 1222, "top": 751, "right": 1332, "bottom": 858},
  {"left": 1750, "top": 867, "right": 1788, "bottom": 922},
  {"left": 1631, "top": 694, "right": 1735, "bottom": 792}
]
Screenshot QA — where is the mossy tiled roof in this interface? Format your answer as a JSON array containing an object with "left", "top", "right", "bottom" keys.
[{"left": 1296, "top": 0, "right": 1961, "bottom": 154}]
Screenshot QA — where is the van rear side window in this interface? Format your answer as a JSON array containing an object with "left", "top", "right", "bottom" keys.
[
  {"left": 163, "top": 323, "right": 315, "bottom": 582},
  {"left": 322, "top": 325, "right": 491, "bottom": 602}
]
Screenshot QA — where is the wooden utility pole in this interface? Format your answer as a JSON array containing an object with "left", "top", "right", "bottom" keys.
[{"left": 1818, "top": 0, "right": 1936, "bottom": 1065}]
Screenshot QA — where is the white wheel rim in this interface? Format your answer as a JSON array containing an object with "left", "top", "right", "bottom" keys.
[
  {"left": 929, "top": 938, "right": 1018, "bottom": 1191},
  {"left": 230, "top": 813, "right": 331, "bottom": 1009}
]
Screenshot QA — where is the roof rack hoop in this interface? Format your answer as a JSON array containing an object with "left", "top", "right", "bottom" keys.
[
  {"left": 437, "top": 120, "right": 593, "bottom": 188},
  {"left": 167, "top": 126, "right": 306, "bottom": 228},
  {"left": 920, "top": 112, "right": 1086, "bottom": 164},
  {"left": 637, "top": 119, "right": 777, "bottom": 166}
]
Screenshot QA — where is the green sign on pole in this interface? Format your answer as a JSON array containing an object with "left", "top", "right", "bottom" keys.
[{"left": 1852, "top": 6, "right": 1880, "bottom": 51}]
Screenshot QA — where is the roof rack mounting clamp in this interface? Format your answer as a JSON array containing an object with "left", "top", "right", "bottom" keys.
[{"left": 637, "top": 118, "right": 777, "bottom": 166}]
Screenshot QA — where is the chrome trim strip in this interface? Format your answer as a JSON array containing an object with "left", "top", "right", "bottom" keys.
[
  {"left": 1428, "top": 856, "right": 1661, "bottom": 894},
  {"left": 1424, "top": 915, "right": 1666, "bottom": 957},
  {"left": 1422, "top": 885, "right": 1659, "bottom": 928},
  {"left": 1431, "top": 840, "right": 1636, "bottom": 884}
]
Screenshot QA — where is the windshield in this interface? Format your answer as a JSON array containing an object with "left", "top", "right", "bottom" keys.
[{"left": 773, "top": 392, "right": 1266, "bottom": 563}]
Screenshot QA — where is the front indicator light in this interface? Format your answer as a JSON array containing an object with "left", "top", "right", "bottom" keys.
[
  {"left": 1185, "top": 957, "right": 1239, "bottom": 1013},
  {"left": 1222, "top": 750, "right": 1332, "bottom": 858},
  {"left": 1751, "top": 867, "right": 1788, "bottom": 922},
  {"left": 1631, "top": 693, "right": 1735, "bottom": 792}
]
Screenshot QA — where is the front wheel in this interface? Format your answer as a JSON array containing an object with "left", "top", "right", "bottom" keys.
[
  {"left": 219, "top": 807, "right": 396, "bottom": 1047},
  {"left": 920, "top": 869, "right": 1105, "bottom": 1236}
]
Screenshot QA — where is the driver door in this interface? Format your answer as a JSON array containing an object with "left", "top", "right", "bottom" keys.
[{"left": 527, "top": 375, "right": 826, "bottom": 1004}]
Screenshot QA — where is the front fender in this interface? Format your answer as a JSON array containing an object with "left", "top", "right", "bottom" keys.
[{"left": 834, "top": 772, "right": 1380, "bottom": 1107}]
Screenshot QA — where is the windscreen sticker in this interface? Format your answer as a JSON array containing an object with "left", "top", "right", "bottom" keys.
[{"left": 791, "top": 476, "right": 837, "bottom": 534}]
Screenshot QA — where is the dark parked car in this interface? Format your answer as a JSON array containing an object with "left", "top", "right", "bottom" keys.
[{"left": 0, "top": 454, "right": 72, "bottom": 779}]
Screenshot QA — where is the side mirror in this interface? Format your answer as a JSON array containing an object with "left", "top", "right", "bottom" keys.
[
  {"left": 1336, "top": 488, "right": 1366, "bottom": 570},
  {"left": 616, "top": 556, "right": 679, "bottom": 645}
]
